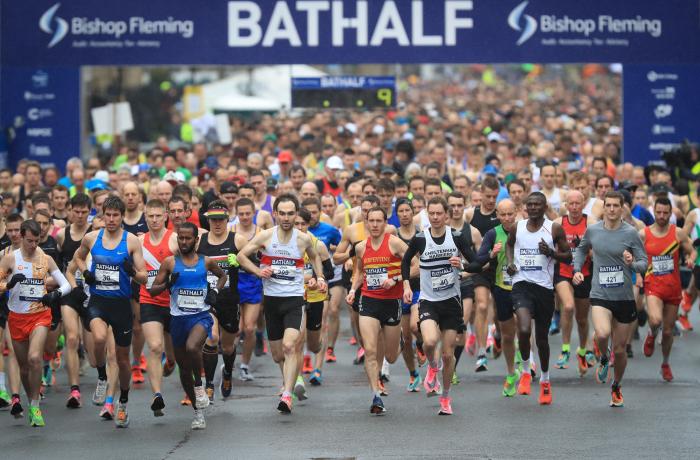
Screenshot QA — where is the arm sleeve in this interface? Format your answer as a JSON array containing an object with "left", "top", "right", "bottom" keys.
[
  {"left": 573, "top": 227, "right": 592, "bottom": 273},
  {"left": 322, "top": 258, "right": 334, "bottom": 280},
  {"left": 401, "top": 235, "right": 424, "bottom": 281},
  {"left": 453, "top": 230, "right": 477, "bottom": 263},
  {"left": 50, "top": 268, "right": 72, "bottom": 296},
  {"left": 475, "top": 229, "right": 497, "bottom": 265}
]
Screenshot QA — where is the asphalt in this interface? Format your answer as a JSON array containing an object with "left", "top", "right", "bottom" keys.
[{"left": 1, "top": 308, "right": 699, "bottom": 460}]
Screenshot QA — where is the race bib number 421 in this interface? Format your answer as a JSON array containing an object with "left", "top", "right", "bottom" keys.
[{"left": 599, "top": 265, "right": 624, "bottom": 288}]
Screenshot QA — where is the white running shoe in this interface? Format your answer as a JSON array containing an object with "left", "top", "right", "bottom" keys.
[
  {"left": 92, "top": 379, "right": 108, "bottom": 405},
  {"left": 191, "top": 409, "right": 206, "bottom": 430},
  {"left": 194, "top": 386, "right": 210, "bottom": 410}
]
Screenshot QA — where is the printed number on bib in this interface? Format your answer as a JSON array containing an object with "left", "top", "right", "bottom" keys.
[
  {"left": 18, "top": 280, "right": 44, "bottom": 302},
  {"left": 651, "top": 255, "right": 674, "bottom": 275},
  {"left": 430, "top": 267, "right": 455, "bottom": 292},
  {"left": 366, "top": 268, "right": 388, "bottom": 290},
  {"left": 599, "top": 265, "right": 624, "bottom": 288},
  {"left": 146, "top": 270, "right": 158, "bottom": 289},
  {"left": 502, "top": 265, "right": 513, "bottom": 286},
  {"left": 95, "top": 265, "right": 119, "bottom": 290},
  {"left": 177, "top": 289, "right": 205, "bottom": 312},
  {"left": 519, "top": 250, "right": 544, "bottom": 271}
]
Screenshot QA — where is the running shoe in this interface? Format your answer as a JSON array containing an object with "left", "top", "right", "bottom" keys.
[
  {"left": 407, "top": 373, "right": 422, "bottom": 392},
  {"left": 309, "top": 369, "right": 323, "bottom": 386},
  {"left": 66, "top": 389, "right": 82, "bottom": 408},
  {"left": 131, "top": 366, "right": 145, "bottom": 384},
  {"left": 100, "top": 402, "right": 114, "bottom": 420},
  {"left": 610, "top": 384, "right": 624, "bottom": 407},
  {"left": 643, "top": 331, "right": 655, "bottom": 357},
  {"left": 555, "top": 351, "right": 570, "bottom": 369},
  {"left": 115, "top": 402, "right": 129, "bottom": 428},
  {"left": 492, "top": 334, "right": 502, "bottom": 359},
  {"left": 661, "top": 363, "right": 674, "bottom": 382},
  {"left": 549, "top": 311, "right": 560, "bottom": 335},
  {"left": 353, "top": 347, "right": 365, "bottom": 365},
  {"left": 502, "top": 373, "right": 518, "bottom": 397},
  {"left": 180, "top": 394, "right": 192, "bottom": 406},
  {"left": 596, "top": 357, "right": 610, "bottom": 384},
  {"left": 43, "top": 366, "right": 52, "bottom": 387},
  {"left": 0, "top": 390, "right": 10, "bottom": 409},
  {"left": 349, "top": 336, "right": 357, "bottom": 346},
  {"left": 423, "top": 366, "right": 441, "bottom": 397},
  {"left": 539, "top": 382, "right": 552, "bottom": 405},
  {"left": 151, "top": 393, "right": 165, "bottom": 416},
  {"left": 239, "top": 365, "right": 255, "bottom": 381},
  {"left": 194, "top": 385, "right": 210, "bottom": 409},
  {"left": 438, "top": 396, "right": 453, "bottom": 415},
  {"left": 518, "top": 372, "right": 532, "bottom": 395},
  {"left": 416, "top": 346, "right": 427, "bottom": 367},
  {"left": 585, "top": 351, "right": 597, "bottom": 368},
  {"left": 92, "top": 379, "right": 108, "bottom": 405},
  {"left": 451, "top": 371, "right": 460, "bottom": 385},
  {"left": 52, "top": 351, "right": 62, "bottom": 370},
  {"left": 28, "top": 405, "right": 45, "bottom": 427},
  {"left": 475, "top": 355, "right": 488, "bottom": 372},
  {"left": 681, "top": 290, "right": 693, "bottom": 313},
  {"left": 139, "top": 354, "right": 147, "bottom": 372},
  {"left": 377, "top": 379, "right": 388, "bottom": 396},
  {"left": 294, "top": 377, "right": 308, "bottom": 401},
  {"left": 576, "top": 353, "right": 588, "bottom": 377},
  {"left": 162, "top": 359, "right": 176, "bottom": 377},
  {"left": 515, "top": 350, "right": 524, "bottom": 375},
  {"left": 466, "top": 333, "right": 477, "bottom": 356},
  {"left": 593, "top": 340, "right": 601, "bottom": 359},
  {"left": 370, "top": 395, "right": 386, "bottom": 415},
  {"left": 678, "top": 314, "right": 693, "bottom": 331},
  {"left": 302, "top": 355, "right": 313, "bottom": 374},
  {"left": 255, "top": 334, "right": 266, "bottom": 357},
  {"left": 626, "top": 344, "right": 634, "bottom": 358},
  {"left": 381, "top": 359, "right": 391, "bottom": 382},
  {"left": 192, "top": 408, "right": 206, "bottom": 430},
  {"left": 325, "top": 347, "right": 337, "bottom": 363},
  {"left": 10, "top": 396, "right": 23, "bottom": 418},
  {"left": 221, "top": 367, "right": 233, "bottom": 398},
  {"left": 277, "top": 394, "right": 292, "bottom": 413},
  {"left": 486, "top": 334, "right": 495, "bottom": 354},
  {"left": 205, "top": 386, "right": 215, "bottom": 403}
]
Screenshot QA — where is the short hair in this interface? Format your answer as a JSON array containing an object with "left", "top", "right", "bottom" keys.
[
  {"left": 238, "top": 183, "right": 255, "bottom": 194},
  {"left": 377, "top": 178, "right": 395, "bottom": 193},
  {"left": 395, "top": 197, "right": 413, "bottom": 212},
  {"left": 361, "top": 195, "right": 380, "bottom": 207},
  {"left": 345, "top": 176, "right": 362, "bottom": 192},
  {"left": 235, "top": 197, "right": 255, "bottom": 211},
  {"left": 273, "top": 193, "right": 299, "bottom": 212},
  {"left": 31, "top": 192, "right": 51, "bottom": 208},
  {"left": 290, "top": 165, "right": 306, "bottom": 176},
  {"left": 168, "top": 195, "right": 189, "bottom": 210},
  {"left": 145, "top": 199, "right": 166, "bottom": 210},
  {"left": 603, "top": 191, "right": 624, "bottom": 206},
  {"left": 447, "top": 192, "right": 466, "bottom": 204},
  {"left": 426, "top": 161, "right": 441, "bottom": 172},
  {"left": 425, "top": 178, "right": 442, "bottom": 190},
  {"left": 301, "top": 197, "right": 321, "bottom": 210},
  {"left": 569, "top": 171, "right": 588, "bottom": 185},
  {"left": 249, "top": 169, "right": 264, "bottom": 179},
  {"left": 507, "top": 179, "right": 526, "bottom": 193},
  {"left": 172, "top": 184, "right": 193, "bottom": 200},
  {"left": 411, "top": 194, "right": 426, "bottom": 204},
  {"left": 596, "top": 175, "right": 614, "bottom": 188},
  {"left": 409, "top": 176, "right": 425, "bottom": 186},
  {"left": 482, "top": 176, "right": 500, "bottom": 191},
  {"left": 297, "top": 208, "right": 311, "bottom": 223},
  {"left": 70, "top": 193, "right": 92, "bottom": 209},
  {"left": 20, "top": 219, "right": 41, "bottom": 237},
  {"left": 25, "top": 161, "right": 42, "bottom": 173},
  {"left": 33, "top": 209, "right": 51, "bottom": 221},
  {"left": 7, "top": 213, "right": 23, "bottom": 225},
  {"left": 654, "top": 196, "right": 672, "bottom": 209},
  {"left": 52, "top": 184, "right": 69, "bottom": 195},
  {"left": 103, "top": 196, "right": 126, "bottom": 215},
  {"left": 592, "top": 156, "right": 607, "bottom": 167},
  {"left": 427, "top": 196, "right": 449, "bottom": 212},
  {"left": 178, "top": 222, "right": 198, "bottom": 236},
  {"left": 367, "top": 207, "right": 387, "bottom": 221},
  {"left": 527, "top": 191, "right": 547, "bottom": 203}
]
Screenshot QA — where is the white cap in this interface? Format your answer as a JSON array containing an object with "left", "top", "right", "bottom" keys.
[
  {"left": 344, "top": 123, "right": 357, "bottom": 134},
  {"left": 608, "top": 125, "right": 621, "bottom": 135},
  {"left": 163, "top": 171, "right": 185, "bottom": 184},
  {"left": 94, "top": 170, "right": 109, "bottom": 182},
  {"left": 487, "top": 132, "right": 503, "bottom": 143},
  {"left": 326, "top": 155, "right": 344, "bottom": 170},
  {"left": 372, "top": 124, "right": 385, "bottom": 135}
]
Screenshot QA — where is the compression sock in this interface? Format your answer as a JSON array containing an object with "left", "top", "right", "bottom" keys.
[{"left": 202, "top": 344, "right": 218, "bottom": 387}]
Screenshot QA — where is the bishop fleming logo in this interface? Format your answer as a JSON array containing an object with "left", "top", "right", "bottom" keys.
[
  {"left": 508, "top": 1, "right": 537, "bottom": 46},
  {"left": 39, "top": 3, "right": 68, "bottom": 48}
]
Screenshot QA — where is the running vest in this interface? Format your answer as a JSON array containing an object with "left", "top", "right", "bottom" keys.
[
  {"left": 546, "top": 188, "right": 562, "bottom": 213},
  {"left": 139, "top": 230, "right": 174, "bottom": 307},
  {"left": 512, "top": 219, "right": 555, "bottom": 289},
  {"left": 260, "top": 227, "right": 305, "bottom": 297},
  {"left": 8, "top": 249, "right": 49, "bottom": 314},
  {"left": 60, "top": 224, "right": 91, "bottom": 272},
  {"left": 321, "top": 177, "right": 341, "bottom": 197},
  {"left": 89, "top": 229, "right": 131, "bottom": 298},
  {"left": 39, "top": 235, "right": 61, "bottom": 268},
  {"left": 123, "top": 213, "right": 148, "bottom": 235},
  {"left": 397, "top": 226, "right": 420, "bottom": 291},
  {"left": 169, "top": 256, "right": 209, "bottom": 316},
  {"left": 261, "top": 194, "right": 273, "bottom": 215},
  {"left": 559, "top": 215, "right": 591, "bottom": 278},
  {"left": 304, "top": 235, "right": 327, "bottom": 303},
  {"left": 418, "top": 229, "right": 460, "bottom": 302},
  {"left": 493, "top": 225, "right": 513, "bottom": 291},
  {"left": 360, "top": 233, "right": 403, "bottom": 300},
  {"left": 197, "top": 232, "right": 236, "bottom": 291},
  {"left": 644, "top": 225, "right": 681, "bottom": 291},
  {"left": 471, "top": 206, "right": 500, "bottom": 236},
  {"left": 418, "top": 209, "right": 430, "bottom": 230},
  {"left": 583, "top": 197, "right": 596, "bottom": 216}
]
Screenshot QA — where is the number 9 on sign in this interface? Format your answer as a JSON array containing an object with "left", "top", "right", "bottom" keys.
[{"left": 377, "top": 88, "right": 392, "bottom": 107}]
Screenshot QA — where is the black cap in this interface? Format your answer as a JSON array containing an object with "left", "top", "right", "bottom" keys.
[
  {"left": 220, "top": 181, "right": 238, "bottom": 195},
  {"left": 266, "top": 177, "right": 278, "bottom": 190},
  {"left": 618, "top": 189, "right": 632, "bottom": 206},
  {"left": 516, "top": 147, "right": 532, "bottom": 157}
]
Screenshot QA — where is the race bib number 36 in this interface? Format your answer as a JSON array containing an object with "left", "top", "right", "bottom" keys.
[
  {"left": 95, "top": 264, "right": 120, "bottom": 290},
  {"left": 599, "top": 265, "right": 624, "bottom": 288}
]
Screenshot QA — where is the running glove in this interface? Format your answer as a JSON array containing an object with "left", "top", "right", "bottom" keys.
[
  {"left": 6, "top": 273, "right": 26, "bottom": 289},
  {"left": 123, "top": 258, "right": 136, "bottom": 277},
  {"left": 227, "top": 253, "right": 240, "bottom": 267},
  {"left": 74, "top": 289, "right": 88, "bottom": 305},
  {"left": 205, "top": 288, "right": 218, "bottom": 306},
  {"left": 41, "top": 290, "right": 62, "bottom": 306},
  {"left": 167, "top": 272, "right": 180, "bottom": 289},
  {"left": 83, "top": 270, "right": 96, "bottom": 286}
]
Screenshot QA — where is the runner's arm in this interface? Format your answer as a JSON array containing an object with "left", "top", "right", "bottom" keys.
[
  {"left": 47, "top": 256, "right": 71, "bottom": 296},
  {"left": 401, "top": 234, "right": 422, "bottom": 285},
  {"left": 206, "top": 257, "right": 227, "bottom": 291},
  {"left": 545, "top": 223, "right": 573, "bottom": 264},
  {"left": 303, "top": 234, "right": 326, "bottom": 288},
  {"left": 127, "top": 233, "right": 148, "bottom": 285},
  {"left": 677, "top": 227, "right": 696, "bottom": 267},
  {"left": 572, "top": 227, "right": 592, "bottom": 274},
  {"left": 348, "top": 243, "right": 365, "bottom": 294},
  {"left": 628, "top": 230, "right": 649, "bottom": 274},
  {"left": 475, "top": 228, "right": 497, "bottom": 265},
  {"left": 0, "top": 253, "right": 14, "bottom": 293},
  {"left": 73, "top": 232, "right": 94, "bottom": 273},
  {"left": 332, "top": 230, "right": 352, "bottom": 265},
  {"left": 149, "top": 256, "right": 174, "bottom": 297},
  {"left": 236, "top": 229, "right": 270, "bottom": 277}
]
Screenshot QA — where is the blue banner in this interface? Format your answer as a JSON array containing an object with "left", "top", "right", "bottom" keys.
[
  {"left": 292, "top": 76, "right": 396, "bottom": 89},
  {"left": 0, "top": 67, "right": 80, "bottom": 173},
  {"left": 2, "top": 0, "right": 699, "bottom": 65},
  {"left": 623, "top": 65, "right": 700, "bottom": 166}
]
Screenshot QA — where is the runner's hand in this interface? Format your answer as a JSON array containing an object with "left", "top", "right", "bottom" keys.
[
  {"left": 227, "top": 253, "right": 240, "bottom": 267},
  {"left": 403, "top": 288, "right": 413, "bottom": 305},
  {"left": 83, "top": 270, "right": 96, "bottom": 286},
  {"left": 123, "top": 258, "right": 136, "bottom": 277},
  {"left": 74, "top": 289, "right": 88, "bottom": 305},
  {"left": 572, "top": 272, "right": 584, "bottom": 286},
  {"left": 622, "top": 250, "right": 633, "bottom": 266},
  {"left": 381, "top": 277, "right": 395, "bottom": 290},
  {"left": 506, "top": 263, "right": 518, "bottom": 276},
  {"left": 448, "top": 256, "right": 462, "bottom": 268},
  {"left": 205, "top": 288, "right": 217, "bottom": 306},
  {"left": 307, "top": 277, "right": 317, "bottom": 289},
  {"left": 167, "top": 272, "right": 180, "bottom": 289},
  {"left": 317, "top": 278, "right": 327, "bottom": 293},
  {"left": 41, "top": 289, "right": 62, "bottom": 306},
  {"left": 6, "top": 273, "right": 26, "bottom": 289},
  {"left": 345, "top": 289, "right": 355, "bottom": 305},
  {"left": 490, "top": 243, "right": 502, "bottom": 258},
  {"left": 539, "top": 238, "right": 553, "bottom": 257},
  {"left": 259, "top": 267, "right": 273, "bottom": 279}
]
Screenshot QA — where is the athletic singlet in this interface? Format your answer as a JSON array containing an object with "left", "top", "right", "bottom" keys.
[
  {"left": 60, "top": 224, "right": 91, "bottom": 272},
  {"left": 197, "top": 232, "right": 236, "bottom": 290},
  {"left": 397, "top": 226, "right": 420, "bottom": 291},
  {"left": 360, "top": 233, "right": 402, "bottom": 300},
  {"left": 89, "top": 229, "right": 131, "bottom": 298},
  {"left": 546, "top": 188, "right": 563, "bottom": 213},
  {"left": 123, "top": 213, "right": 148, "bottom": 235},
  {"left": 418, "top": 209, "right": 430, "bottom": 230},
  {"left": 169, "top": 256, "right": 209, "bottom": 316},
  {"left": 471, "top": 206, "right": 500, "bottom": 236},
  {"left": 8, "top": 249, "right": 49, "bottom": 314},
  {"left": 260, "top": 227, "right": 305, "bottom": 297},
  {"left": 512, "top": 219, "right": 555, "bottom": 289},
  {"left": 228, "top": 210, "right": 258, "bottom": 229},
  {"left": 559, "top": 215, "right": 591, "bottom": 278},
  {"left": 418, "top": 229, "right": 460, "bottom": 302},
  {"left": 139, "top": 229, "right": 174, "bottom": 307},
  {"left": 644, "top": 225, "right": 681, "bottom": 293},
  {"left": 583, "top": 197, "right": 596, "bottom": 217},
  {"left": 261, "top": 195, "right": 273, "bottom": 215},
  {"left": 349, "top": 222, "right": 366, "bottom": 284},
  {"left": 39, "top": 235, "right": 61, "bottom": 268},
  {"left": 304, "top": 235, "right": 327, "bottom": 303},
  {"left": 493, "top": 225, "right": 513, "bottom": 291}
]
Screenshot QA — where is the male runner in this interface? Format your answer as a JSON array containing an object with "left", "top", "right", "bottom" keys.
[
  {"left": 236, "top": 194, "right": 326, "bottom": 413},
  {"left": 347, "top": 207, "right": 408, "bottom": 415},
  {"left": 150, "top": 222, "right": 226, "bottom": 429},
  {"left": 640, "top": 197, "right": 694, "bottom": 381},
  {"left": 573, "top": 191, "right": 648, "bottom": 407},
  {"left": 0, "top": 219, "right": 71, "bottom": 426},
  {"left": 138, "top": 198, "right": 178, "bottom": 415},
  {"left": 69, "top": 196, "right": 147, "bottom": 427},
  {"left": 402, "top": 197, "right": 481, "bottom": 415},
  {"left": 506, "top": 192, "right": 571, "bottom": 405}
]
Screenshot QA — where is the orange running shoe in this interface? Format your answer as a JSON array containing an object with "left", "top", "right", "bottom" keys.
[
  {"left": 378, "top": 379, "right": 388, "bottom": 396},
  {"left": 610, "top": 385, "right": 624, "bottom": 407},
  {"left": 302, "top": 355, "right": 313, "bottom": 374},
  {"left": 349, "top": 336, "right": 357, "bottom": 346},
  {"left": 539, "top": 382, "right": 552, "bottom": 405},
  {"left": 139, "top": 354, "right": 147, "bottom": 372},
  {"left": 131, "top": 366, "right": 145, "bottom": 384},
  {"left": 661, "top": 363, "right": 674, "bottom": 382},
  {"left": 643, "top": 331, "right": 655, "bottom": 357},
  {"left": 576, "top": 352, "right": 588, "bottom": 377},
  {"left": 681, "top": 291, "right": 693, "bottom": 313},
  {"left": 416, "top": 347, "right": 427, "bottom": 367},
  {"left": 678, "top": 314, "right": 693, "bottom": 331},
  {"left": 180, "top": 394, "right": 192, "bottom": 406},
  {"left": 325, "top": 347, "right": 337, "bottom": 363},
  {"left": 518, "top": 372, "right": 532, "bottom": 395}
]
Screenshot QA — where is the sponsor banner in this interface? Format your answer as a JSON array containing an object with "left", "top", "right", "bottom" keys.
[
  {"left": 623, "top": 65, "right": 700, "bottom": 166},
  {"left": 1, "top": 0, "right": 698, "bottom": 65},
  {"left": 0, "top": 67, "right": 80, "bottom": 172}
]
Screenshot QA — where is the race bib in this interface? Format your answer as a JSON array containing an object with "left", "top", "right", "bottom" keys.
[
  {"left": 18, "top": 279, "right": 44, "bottom": 302},
  {"left": 651, "top": 255, "right": 674, "bottom": 275},
  {"left": 501, "top": 265, "right": 513, "bottom": 287},
  {"left": 177, "top": 288, "right": 205, "bottom": 312},
  {"left": 146, "top": 269, "right": 158, "bottom": 289},
  {"left": 94, "top": 264, "right": 120, "bottom": 291},
  {"left": 366, "top": 267, "right": 388, "bottom": 290},
  {"left": 304, "top": 263, "right": 314, "bottom": 279},
  {"left": 599, "top": 265, "right": 624, "bottom": 288},
  {"left": 430, "top": 267, "right": 455, "bottom": 292},
  {"left": 518, "top": 249, "right": 545, "bottom": 271}
]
